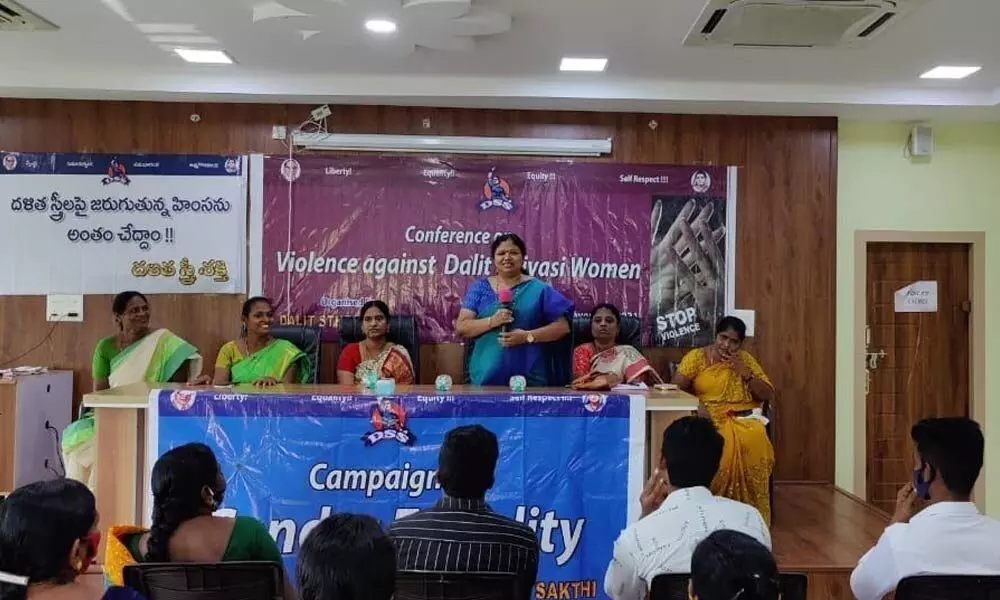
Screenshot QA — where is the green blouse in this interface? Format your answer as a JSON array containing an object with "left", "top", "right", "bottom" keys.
[
  {"left": 92, "top": 335, "right": 123, "bottom": 380},
  {"left": 125, "top": 516, "right": 282, "bottom": 564}
]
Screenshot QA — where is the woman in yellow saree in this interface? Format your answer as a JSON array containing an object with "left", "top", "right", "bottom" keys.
[
  {"left": 62, "top": 291, "right": 202, "bottom": 490},
  {"left": 673, "top": 316, "right": 775, "bottom": 523},
  {"left": 189, "top": 297, "right": 309, "bottom": 386},
  {"left": 336, "top": 300, "right": 415, "bottom": 385}
]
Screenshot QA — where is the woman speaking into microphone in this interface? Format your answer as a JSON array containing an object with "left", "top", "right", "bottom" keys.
[{"left": 456, "top": 233, "right": 574, "bottom": 386}]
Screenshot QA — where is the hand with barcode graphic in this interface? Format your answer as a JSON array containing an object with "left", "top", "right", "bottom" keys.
[{"left": 649, "top": 198, "right": 725, "bottom": 321}]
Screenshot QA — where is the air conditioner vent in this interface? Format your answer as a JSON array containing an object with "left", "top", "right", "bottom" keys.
[
  {"left": 701, "top": 9, "right": 728, "bottom": 34},
  {"left": 857, "top": 11, "right": 895, "bottom": 37},
  {"left": 684, "top": 0, "right": 923, "bottom": 48},
  {"left": 0, "top": 0, "right": 57, "bottom": 31}
]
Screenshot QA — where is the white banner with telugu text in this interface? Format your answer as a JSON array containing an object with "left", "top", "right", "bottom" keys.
[{"left": 0, "top": 152, "right": 247, "bottom": 294}]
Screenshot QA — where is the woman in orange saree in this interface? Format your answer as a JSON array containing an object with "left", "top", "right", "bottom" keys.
[
  {"left": 336, "top": 300, "right": 416, "bottom": 384},
  {"left": 673, "top": 316, "right": 775, "bottom": 523}
]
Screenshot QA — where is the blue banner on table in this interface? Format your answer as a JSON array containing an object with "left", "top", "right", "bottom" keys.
[{"left": 150, "top": 389, "right": 639, "bottom": 600}]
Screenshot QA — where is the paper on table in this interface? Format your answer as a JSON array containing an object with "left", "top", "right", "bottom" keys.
[{"left": 612, "top": 382, "right": 648, "bottom": 390}]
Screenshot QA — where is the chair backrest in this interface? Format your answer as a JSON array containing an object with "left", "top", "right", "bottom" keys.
[
  {"left": 395, "top": 571, "right": 522, "bottom": 600},
  {"left": 462, "top": 330, "right": 573, "bottom": 386},
  {"left": 896, "top": 575, "right": 1000, "bottom": 599},
  {"left": 650, "top": 572, "right": 808, "bottom": 600},
  {"left": 122, "top": 562, "right": 284, "bottom": 600},
  {"left": 269, "top": 325, "right": 322, "bottom": 383},
  {"left": 339, "top": 315, "right": 420, "bottom": 381},
  {"left": 571, "top": 314, "right": 642, "bottom": 348}
]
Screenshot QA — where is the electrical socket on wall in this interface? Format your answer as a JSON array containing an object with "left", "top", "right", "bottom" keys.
[{"left": 46, "top": 294, "right": 83, "bottom": 322}]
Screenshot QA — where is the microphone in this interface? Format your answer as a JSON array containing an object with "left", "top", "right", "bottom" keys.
[{"left": 497, "top": 287, "right": 513, "bottom": 334}]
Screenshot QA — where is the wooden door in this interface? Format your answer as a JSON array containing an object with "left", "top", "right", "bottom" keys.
[{"left": 865, "top": 242, "right": 970, "bottom": 513}]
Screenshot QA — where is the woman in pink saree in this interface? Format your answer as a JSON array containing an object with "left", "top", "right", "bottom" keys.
[{"left": 571, "top": 303, "right": 663, "bottom": 390}]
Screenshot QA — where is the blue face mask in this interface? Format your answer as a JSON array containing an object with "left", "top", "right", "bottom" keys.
[{"left": 913, "top": 463, "right": 934, "bottom": 500}]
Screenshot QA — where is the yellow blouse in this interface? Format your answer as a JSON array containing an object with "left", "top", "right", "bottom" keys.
[
  {"left": 215, "top": 341, "right": 248, "bottom": 370},
  {"left": 677, "top": 348, "right": 772, "bottom": 416}
]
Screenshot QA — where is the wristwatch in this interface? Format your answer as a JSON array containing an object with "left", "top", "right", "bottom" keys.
[{"left": 526, "top": 332, "right": 536, "bottom": 344}]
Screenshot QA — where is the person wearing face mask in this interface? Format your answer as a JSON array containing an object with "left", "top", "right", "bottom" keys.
[
  {"left": 571, "top": 303, "right": 663, "bottom": 390},
  {"left": 0, "top": 479, "right": 144, "bottom": 600},
  {"left": 62, "top": 291, "right": 203, "bottom": 490},
  {"left": 456, "top": 233, "right": 574, "bottom": 386},
  {"left": 336, "top": 300, "right": 415, "bottom": 385},
  {"left": 103, "top": 444, "right": 294, "bottom": 599},
  {"left": 188, "top": 296, "right": 309, "bottom": 387},
  {"left": 850, "top": 417, "right": 1000, "bottom": 600},
  {"left": 672, "top": 316, "right": 775, "bottom": 523},
  {"left": 689, "top": 530, "right": 780, "bottom": 600}
]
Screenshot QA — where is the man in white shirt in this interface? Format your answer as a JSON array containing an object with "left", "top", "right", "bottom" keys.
[
  {"left": 604, "top": 416, "right": 771, "bottom": 600},
  {"left": 851, "top": 417, "right": 1000, "bottom": 600}
]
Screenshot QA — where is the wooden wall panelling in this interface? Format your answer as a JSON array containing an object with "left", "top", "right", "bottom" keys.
[{"left": 0, "top": 100, "right": 837, "bottom": 482}]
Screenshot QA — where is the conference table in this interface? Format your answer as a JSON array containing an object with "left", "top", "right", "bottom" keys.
[{"left": 82, "top": 382, "right": 698, "bottom": 558}]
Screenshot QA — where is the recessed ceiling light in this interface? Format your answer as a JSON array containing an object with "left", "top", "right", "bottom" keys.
[
  {"left": 365, "top": 19, "right": 397, "bottom": 34},
  {"left": 920, "top": 65, "right": 981, "bottom": 80},
  {"left": 174, "top": 48, "right": 234, "bottom": 64},
  {"left": 560, "top": 57, "right": 608, "bottom": 72}
]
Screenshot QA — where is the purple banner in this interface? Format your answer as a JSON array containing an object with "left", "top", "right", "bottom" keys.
[{"left": 258, "top": 155, "right": 732, "bottom": 345}]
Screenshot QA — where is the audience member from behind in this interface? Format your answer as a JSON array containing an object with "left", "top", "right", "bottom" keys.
[
  {"left": 189, "top": 296, "right": 309, "bottom": 386},
  {"left": 63, "top": 291, "right": 202, "bottom": 489},
  {"left": 851, "top": 417, "right": 1000, "bottom": 600},
  {"left": 690, "top": 530, "right": 780, "bottom": 600},
  {"left": 103, "top": 443, "right": 294, "bottom": 599},
  {"left": 298, "top": 514, "right": 395, "bottom": 600},
  {"left": 604, "top": 416, "right": 770, "bottom": 600},
  {"left": 0, "top": 479, "right": 144, "bottom": 600},
  {"left": 388, "top": 425, "right": 539, "bottom": 599}
]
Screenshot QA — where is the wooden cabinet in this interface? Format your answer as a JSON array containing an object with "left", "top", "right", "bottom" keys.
[{"left": 0, "top": 371, "right": 73, "bottom": 492}]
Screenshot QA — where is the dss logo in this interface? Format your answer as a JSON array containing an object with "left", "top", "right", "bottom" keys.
[{"left": 362, "top": 398, "right": 416, "bottom": 446}]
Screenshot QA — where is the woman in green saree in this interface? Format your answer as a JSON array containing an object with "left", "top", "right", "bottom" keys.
[
  {"left": 62, "top": 291, "right": 203, "bottom": 490},
  {"left": 104, "top": 443, "right": 294, "bottom": 600},
  {"left": 189, "top": 296, "right": 309, "bottom": 386}
]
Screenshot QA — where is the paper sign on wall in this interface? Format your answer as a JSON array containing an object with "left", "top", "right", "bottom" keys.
[{"left": 894, "top": 280, "right": 938, "bottom": 313}]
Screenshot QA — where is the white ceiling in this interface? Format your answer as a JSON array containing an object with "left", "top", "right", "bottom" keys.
[{"left": 2, "top": 0, "right": 999, "bottom": 119}]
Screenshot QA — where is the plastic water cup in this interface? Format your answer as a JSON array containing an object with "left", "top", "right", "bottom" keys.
[
  {"left": 509, "top": 375, "right": 526, "bottom": 393},
  {"left": 435, "top": 374, "right": 453, "bottom": 392},
  {"left": 375, "top": 378, "right": 396, "bottom": 396}
]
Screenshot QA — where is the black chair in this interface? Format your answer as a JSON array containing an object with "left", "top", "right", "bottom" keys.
[
  {"left": 571, "top": 314, "right": 642, "bottom": 348},
  {"left": 339, "top": 316, "right": 420, "bottom": 381},
  {"left": 896, "top": 575, "right": 1000, "bottom": 599},
  {"left": 395, "top": 571, "right": 523, "bottom": 600},
  {"left": 123, "top": 562, "right": 284, "bottom": 600},
  {"left": 649, "top": 572, "right": 807, "bottom": 600},
  {"left": 462, "top": 328, "right": 573, "bottom": 386},
  {"left": 269, "top": 325, "right": 322, "bottom": 383}
]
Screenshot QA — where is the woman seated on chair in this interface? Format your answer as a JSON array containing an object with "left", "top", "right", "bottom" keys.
[
  {"left": 690, "top": 530, "right": 780, "bottom": 600},
  {"left": 0, "top": 478, "right": 145, "bottom": 600},
  {"left": 672, "top": 316, "right": 776, "bottom": 523},
  {"left": 104, "top": 443, "right": 295, "bottom": 599},
  {"left": 189, "top": 296, "right": 309, "bottom": 387},
  {"left": 336, "top": 300, "right": 415, "bottom": 385},
  {"left": 571, "top": 303, "right": 663, "bottom": 390},
  {"left": 63, "top": 291, "right": 202, "bottom": 490}
]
